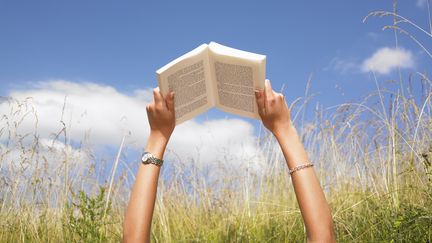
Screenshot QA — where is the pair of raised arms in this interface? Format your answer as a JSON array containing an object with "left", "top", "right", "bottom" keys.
[{"left": 123, "top": 43, "right": 335, "bottom": 242}]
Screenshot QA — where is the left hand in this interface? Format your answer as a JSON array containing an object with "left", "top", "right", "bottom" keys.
[
  {"left": 255, "top": 79, "right": 292, "bottom": 138},
  {"left": 146, "top": 87, "right": 176, "bottom": 142}
]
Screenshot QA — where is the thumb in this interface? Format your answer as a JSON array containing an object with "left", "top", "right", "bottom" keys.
[
  {"left": 255, "top": 89, "right": 265, "bottom": 117},
  {"left": 165, "top": 91, "right": 175, "bottom": 111}
]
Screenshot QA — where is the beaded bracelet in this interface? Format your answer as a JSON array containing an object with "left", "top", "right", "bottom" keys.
[{"left": 288, "top": 163, "right": 314, "bottom": 175}]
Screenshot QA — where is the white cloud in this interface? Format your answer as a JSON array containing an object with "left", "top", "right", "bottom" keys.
[
  {"left": 361, "top": 47, "right": 414, "bottom": 75},
  {"left": 324, "top": 57, "right": 358, "bottom": 74},
  {"left": 1, "top": 80, "right": 151, "bottom": 146},
  {"left": 0, "top": 80, "right": 265, "bottom": 172},
  {"left": 168, "top": 119, "right": 265, "bottom": 173},
  {"left": 417, "top": 0, "right": 427, "bottom": 8}
]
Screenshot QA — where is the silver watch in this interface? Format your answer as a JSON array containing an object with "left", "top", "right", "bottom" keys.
[{"left": 141, "top": 152, "right": 163, "bottom": 166}]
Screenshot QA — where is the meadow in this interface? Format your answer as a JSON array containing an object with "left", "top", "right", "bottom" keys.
[{"left": 1, "top": 6, "right": 432, "bottom": 243}]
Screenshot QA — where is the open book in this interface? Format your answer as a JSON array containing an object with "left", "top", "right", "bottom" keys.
[{"left": 156, "top": 42, "right": 266, "bottom": 124}]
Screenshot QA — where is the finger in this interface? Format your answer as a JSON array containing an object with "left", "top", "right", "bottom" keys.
[
  {"left": 264, "top": 79, "right": 275, "bottom": 110},
  {"left": 264, "top": 79, "right": 274, "bottom": 100},
  {"left": 146, "top": 103, "right": 154, "bottom": 116},
  {"left": 280, "top": 93, "right": 286, "bottom": 102},
  {"left": 274, "top": 91, "right": 283, "bottom": 99},
  {"left": 255, "top": 90, "right": 265, "bottom": 117},
  {"left": 165, "top": 91, "right": 175, "bottom": 111},
  {"left": 153, "top": 87, "right": 164, "bottom": 107}
]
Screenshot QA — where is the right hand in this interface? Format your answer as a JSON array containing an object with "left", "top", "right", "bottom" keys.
[
  {"left": 146, "top": 87, "right": 176, "bottom": 143},
  {"left": 255, "top": 79, "right": 293, "bottom": 137}
]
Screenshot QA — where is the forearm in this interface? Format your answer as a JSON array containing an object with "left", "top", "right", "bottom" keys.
[
  {"left": 123, "top": 132, "right": 168, "bottom": 243},
  {"left": 275, "top": 126, "right": 335, "bottom": 242}
]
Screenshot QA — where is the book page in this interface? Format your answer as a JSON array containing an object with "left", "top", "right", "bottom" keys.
[
  {"left": 156, "top": 44, "right": 215, "bottom": 124},
  {"left": 208, "top": 42, "right": 266, "bottom": 119}
]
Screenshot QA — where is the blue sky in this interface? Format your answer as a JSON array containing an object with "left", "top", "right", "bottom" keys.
[
  {"left": 0, "top": 1, "right": 431, "bottom": 168},
  {"left": 1, "top": 1, "right": 430, "bottom": 98}
]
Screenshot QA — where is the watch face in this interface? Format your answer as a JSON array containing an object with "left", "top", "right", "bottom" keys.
[
  {"left": 141, "top": 152, "right": 163, "bottom": 166},
  {"left": 142, "top": 153, "right": 152, "bottom": 162}
]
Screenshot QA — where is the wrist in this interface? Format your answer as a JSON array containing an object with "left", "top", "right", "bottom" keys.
[
  {"left": 274, "top": 123, "right": 309, "bottom": 169},
  {"left": 145, "top": 131, "right": 170, "bottom": 159},
  {"left": 149, "top": 130, "right": 171, "bottom": 143},
  {"left": 273, "top": 122, "right": 297, "bottom": 141}
]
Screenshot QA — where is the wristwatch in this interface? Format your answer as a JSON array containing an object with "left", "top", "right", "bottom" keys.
[{"left": 141, "top": 152, "right": 164, "bottom": 166}]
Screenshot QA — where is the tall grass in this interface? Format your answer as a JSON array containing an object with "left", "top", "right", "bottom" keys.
[{"left": 1, "top": 3, "right": 432, "bottom": 243}]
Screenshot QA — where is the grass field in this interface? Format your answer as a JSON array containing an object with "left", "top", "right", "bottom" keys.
[{"left": 1, "top": 4, "right": 432, "bottom": 243}]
